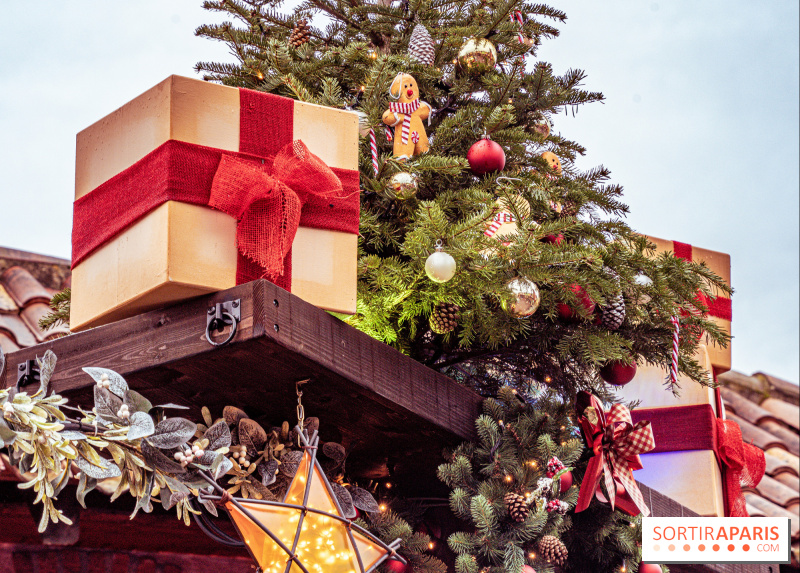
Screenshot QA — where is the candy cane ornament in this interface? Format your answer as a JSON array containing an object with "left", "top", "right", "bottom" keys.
[
  {"left": 368, "top": 128, "right": 379, "bottom": 176},
  {"left": 670, "top": 316, "right": 680, "bottom": 386}
]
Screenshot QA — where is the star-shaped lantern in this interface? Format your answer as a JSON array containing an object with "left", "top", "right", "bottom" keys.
[{"left": 210, "top": 428, "right": 403, "bottom": 573}]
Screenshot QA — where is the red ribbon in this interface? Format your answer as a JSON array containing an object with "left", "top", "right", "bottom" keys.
[
  {"left": 576, "top": 392, "right": 656, "bottom": 517},
  {"left": 672, "top": 240, "right": 732, "bottom": 322},
  {"left": 631, "top": 405, "right": 766, "bottom": 517},
  {"left": 72, "top": 89, "right": 360, "bottom": 289}
]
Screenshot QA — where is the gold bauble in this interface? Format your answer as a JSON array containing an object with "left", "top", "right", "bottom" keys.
[
  {"left": 501, "top": 277, "right": 541, "bottom": 318},
  {"left": 528, "top": 113, "right": 551, "bottom": 138},
  {"left": 457, "top": 38, "right": 497, "bottom": 75},
  {"left": 388, "top": 172, "right": 418, "bottom": 200}
]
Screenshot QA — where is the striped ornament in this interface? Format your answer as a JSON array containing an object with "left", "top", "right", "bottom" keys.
[
  {"left": 670, "top": 316, "right": 680, "bottom": 386},
  {"left": 388, "top": 99, "right": 421, "bottom": 144},
  {"left": 484, "top": 212, "right": 515, "bottom": 238},
  {"left": 368, "top": 128, "right": 379, "bottom": 176}
]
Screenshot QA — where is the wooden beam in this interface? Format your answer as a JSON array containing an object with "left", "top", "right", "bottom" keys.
[{"left": 2, "top": 280, "right": 482, "bottom": 492}]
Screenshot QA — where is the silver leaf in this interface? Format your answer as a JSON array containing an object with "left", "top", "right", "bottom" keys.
[
  {"left": 147, "top": 418, "right": 197, "bottom": 449},
  {"left": 331, "top": 482, "right": 356, "bottom": 518},
  {"left": 74, "top": 455, "right": 122, "bottom": 480},
  {"left": 349, "top": 486, "right": 380, "bottom": 513},
  {"left": 141, "top": 441, "right": 185, "bottom": 474},
  {"left": 36, "top": 350, "right": 57, "bottom": 395},
  {"left": 83, "top": 367, "right": 128, "bottom": 398},
  {"left": 127, "top": 411, "right": 155, "bottom": 441},
  {"left": 204, "top": 420, "right": 231, "bottom": 451}
]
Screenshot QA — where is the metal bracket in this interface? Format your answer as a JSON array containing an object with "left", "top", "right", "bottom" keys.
[
  {"left": 205, "top": 299, "right": 241, "bottom": 347},
  {"left": 16, "top": 359, "right": 40, "bottom": 389}
]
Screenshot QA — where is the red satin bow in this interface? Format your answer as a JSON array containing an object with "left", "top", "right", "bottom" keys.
[
  {"left": 209, "top": 140, "right": 345, "bottom": 283},
  {"left": 576, "top": 392, "right": 656, "bottom": 517}
]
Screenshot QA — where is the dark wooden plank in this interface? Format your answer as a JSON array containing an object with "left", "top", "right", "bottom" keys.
[{"left": 1, "top": 280, "right": 481, "bottom": 492}]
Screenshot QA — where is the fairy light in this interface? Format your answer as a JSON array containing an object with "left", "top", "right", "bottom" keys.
[
  {"left": 428, "top": 541, "right": 435, "bottom": 550},
  {"left": 359, "top": 85, "right": 365, "bottom": 92},
  {"left": 544, "top": 376, "right": 552, "bottom": 384},
  {"left": 527, "top": 460, "right": 537, "bottom": 468},
  {"left": 385, "top": 482, "right": 392, "bottom": 489},
  {"left": 528, "top": 552, "right": 536, "bottom": 560},
  {"left": 379, "top": 504, "right": 387, "bottom": 512},
  {"left": 504, "top": 474, "right": 513, "bottom": 483},
  {"left": 368, "top": 49, "right": 377, "bottom": 59}
]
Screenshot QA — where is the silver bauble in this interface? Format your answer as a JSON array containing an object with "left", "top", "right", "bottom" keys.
[
  {"left": 388, "top": 172, "right": 418, "bottom": 200},
  {"left": 502, "top": 277, "right": 541, "bottom": 318},
  {"left": 634, "top": 273, "right": 653, "bottom": 287},
  {"left": 355, "top": 110, "right": 371, "bottom": 137},
  {"left": 425, "top": 246, "right": 456, "bottom": 283}
]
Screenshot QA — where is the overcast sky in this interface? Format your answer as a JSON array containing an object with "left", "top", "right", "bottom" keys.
[{"left": 0, "top": 1, "right": 797, "bottom": 382}]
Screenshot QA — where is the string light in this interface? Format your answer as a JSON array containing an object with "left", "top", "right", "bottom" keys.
[
  {"left": 385, "top": 482, "right": 392, "bottom": 489},
  {"left": 428, "top": 541, "right": 435, "bottom": 550},
  {"left": 359, "top": 85, "right": 366, "bottom": 92},
  {"left": 379, "top": 504, "right": 387, "bottom": 512},
  {"left": 504, "top": 474, "right": 513, "bottom": 483},
  {"left": 544, "top": 376, "right": 552, "bottom": 384}
]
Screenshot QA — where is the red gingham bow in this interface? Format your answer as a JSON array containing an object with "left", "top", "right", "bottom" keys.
[{"left": 576, "top": 392, "right": 656, "bottom": 517}]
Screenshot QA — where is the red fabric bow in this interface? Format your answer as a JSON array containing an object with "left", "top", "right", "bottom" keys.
[
  {"left": 716, "top": 417, "right": 765, "bottom": 516},
  {"left": 576, "top": 392, "right": 656, "bottom": 516},
  {"left": 208, "top": 140, "right": 346, "bottom": 283}
]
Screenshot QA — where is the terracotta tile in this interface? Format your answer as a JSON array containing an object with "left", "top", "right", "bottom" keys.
[
  {"left": 0, "top": 313, "right": 38, "bottom": 348},
  {"left": 758, "top": 419, "right": 800, "bottom": 456},
  {"left": 0, "top": 332, "right": 20, "bottom": 355},
  {"left": 761, "top": 397, "right": 800, "bottom": 432},
  {"left": 746, "top": 503, "right": 767, "bottom": 517},
  {"left": 0, "top": 284, "right": 19, "bottom": 313},
  {"left": 775, "top": 473, "right": 800, "bottom": 493},
  {"left": 755, "top": 474, "right": 800, "bottom": 508},
  {"left": 0, "top": 266, "right": 51, "bottom": 307},
  {"left": 766, "top": 447, "right": 800, "bottom": 476},
  {"left": 765, "top": 451, "right": 794, "bottom": 477},
  {"left": 20, "top": 303, "right": 70, "bottom": 343},
  {"left": 744, "top": 493, "right": 799, "bottom": 538},
  {"left": 727, "top": 412, "right": 788, "bottom": 451},
  {"left": 721, "top": 387, "right": 777, "bottom": 426},
  {"left": 754, "top": 372, "right": 800, "bottom": 405}
]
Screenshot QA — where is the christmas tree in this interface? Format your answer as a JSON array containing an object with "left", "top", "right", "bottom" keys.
[
  {"left": 192, "top": 2, "right": 731, "bottom": 572},
  {"left": 195, "top": 0, "right": 729, "bottom": 400}
]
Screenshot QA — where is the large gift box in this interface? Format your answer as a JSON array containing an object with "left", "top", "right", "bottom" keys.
[
  {"left": 70, "top": 75, "right": 360, "bottom": 332},
  {"left": 615, "top": 238, "right": 764, "bottom": 517},
  {"left": 645, "top": 235, "right": 732, "bottom": 377}
]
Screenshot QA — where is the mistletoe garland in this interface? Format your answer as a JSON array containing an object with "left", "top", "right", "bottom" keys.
[{"left": 0, "top": 350, "right": 434, "bottom": 571}]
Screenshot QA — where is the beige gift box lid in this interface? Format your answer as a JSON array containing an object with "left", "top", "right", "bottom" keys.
[{"left": 71, "top": 76, "right": 359, "bottom": 331}]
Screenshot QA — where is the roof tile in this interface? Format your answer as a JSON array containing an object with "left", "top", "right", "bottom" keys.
[
  {"left": 20, "top": 303, "right": 70, "bottom": 343},
  {"left": 755, "top": 474, "right": 800, "bottom": 508},
  {"left": 727, "top": 412, "right": 789, "bottom": 452},
  {"left": 0, "top": 332, "right": 20, "bottom": 355},
  {"left": 0, "top": 313, "right": 38, "bottom": 348},
  {"left": 757, "top": 419, "right": 800, "bottom": 456},
  {"left": 766, "top": 448, "right": 800, "bottom": 476},
  {"left": 761, "top": 398, "right": 800, "bottom": 432},
  {"left": 721, "top": 387, "right": 778, "bottom": 426},
  {"left": 765, "top": 450, "right": 799, "bottom": 477},
  {"left": 754, "top": 372, "right": 800, "bottom": 406},
  {"left": 744, "top": 493, "right": 799, "bottom": 539},
  {"left": 775, "top": 473, "right": 800, "bottom": 493},
  {"left": 0, "top": 285, "right": 18, "bottom": 314},
  {"left": 746, "top": 503, "right": 766, "bottom": 517},
  {"left": 0, "top": 266, "right": 52, "bottom": 307}
]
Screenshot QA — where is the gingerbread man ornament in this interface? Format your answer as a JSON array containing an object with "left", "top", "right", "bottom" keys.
[{"left": 382, "top": 73, "right": 431, "bottom": 160}]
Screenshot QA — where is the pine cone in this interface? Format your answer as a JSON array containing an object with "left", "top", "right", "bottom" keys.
[
  {"left": 504, "top": 492, "right": 529, "bottom": 522},
  {"left": 289, "top": 19, "right": 311, "bottom": 47},
  {"left": 408, "top": 24, "right": 436, "bottom": 66},
  {"left": 429, "top": 303, "right": 459, "bottom": 334},
  {"left": 537, "top": 535, "right": 568, "bottom": 566},
  {"left": 598, "top": 267, "right": 626, "bottom": 330}
]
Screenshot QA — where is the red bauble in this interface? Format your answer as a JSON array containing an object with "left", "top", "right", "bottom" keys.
[
  {"left": 523, "top": 566, "right": 537, "bottom": 573},
  {"left": 348, "top": 507, "right": 362, "bottom": 521},
  {"left": 599, "top": 360, "right": 638, "bottom": 386},
  {"left": 384, "top": 559, "right": 413, "bottom": 573},
  {"left": 467, "top": 138, "right": 506, "bottom": 175},
  {"left": 541, "top": 233, "right": 564, "bottom": 245},
  {"left": 557, "top": 284, "right": 595, "bottom": 321},
  {"left": 639, "top": 564, "right": 663, "bottom": 573},
  {"left": 559, "top": 470, "right": 573, "bottom": 493}
]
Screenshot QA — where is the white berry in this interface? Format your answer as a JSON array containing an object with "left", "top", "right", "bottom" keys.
[
  {"left": 243, "top": 460, "right": 250, "bottom": 468},
  {"left": 192, "top": 445, "right": 200, "bottom": 453},
  {"left": 174, "top": 452, "right": 184, "bottom": 461},
  {"left": 195, "top": 449, "right": 204, "bottom": 458}
]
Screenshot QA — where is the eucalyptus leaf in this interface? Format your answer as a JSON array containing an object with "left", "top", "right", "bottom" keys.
[
  {"left": 258, "top": 459, "right": 279, "bottom": 486},
  {"left": 0, "top": 345, "right": 5, "bottom": 380},
  {"left": 147, "top": 418, "right": 197, "bottom": 449},
  {"left": 83, "top": 367, "right": 128, "bottom": 398},
  {"left": 201, "top": 498, "right": 219, "bottom": 518},
  {"left": 280, "top": 450, "right": 303, "bottom": 478},
  {"left": 141, "top": 440, "right": 186, "bottom": 474},
  {"left": 331, "top": 482, "right": 356, "bottom": 518},
  {"left": 0, "top": 419, "right": 17, "bottom": 448},
  {"left": 153, "top": 403, "right": 190, "bottom": 411},
  {"left": 213, "top": 456, "right": 233, "bottom": 480},
  {"left": 131, "top": 472, "right": 156, "bottom": 519},
  {"left": 124, "top": 390, "right": 153, "bottom": 414},
  {"left": 204, "top": 420, "right": 232, "bottom": 451},
  {"left": 127, "top": 411, "right": 155, "bottom": 441},
  {"left": 93, "top": 386, "right": 123, "bottom": 423},
  {"left": 238, "top": 418, "right": 267, "bottom": 457},
  {"left": 223, "top": 405, "right": 248, "bottom": 426},
  {"left": 169, "top": 491, "right": 189, "bottom": 509},
  {"left": 349, "top": 486, "right": 380, "bottom": 513},
  {"left": 196, "top": 450, "right": 217, "bottom": 467},
  {"left": 58, "top": 430, "right": 88, "bottom": 441},
  {"left": 36, "top": 350, "right": 57, "bottom": 396},
  {"left": 322, "top": 442, "right": 346, "bottom": 462},
  {"left": 74, "top": 454, "right": 122, "bottom": 480}
]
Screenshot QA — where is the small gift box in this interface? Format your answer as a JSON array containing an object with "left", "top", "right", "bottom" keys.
[{"left": 70, "top": 75, "right": 360, "bottom": 332}]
